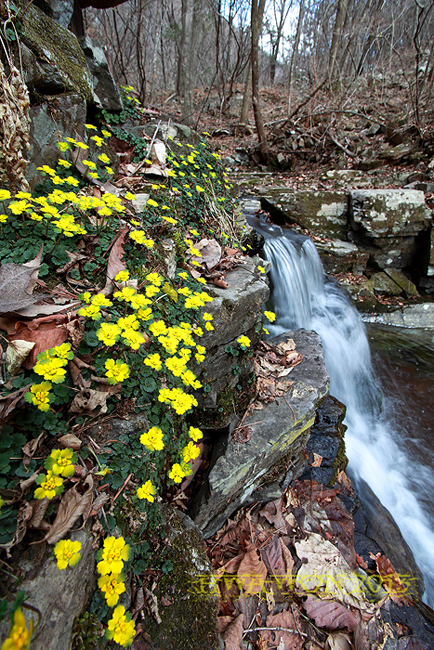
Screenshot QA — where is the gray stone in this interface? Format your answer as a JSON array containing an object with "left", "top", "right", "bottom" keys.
[
  {"left": 131, "top": 193, "right": 150, "bottom": 213},
  {"left": 87, "top": 413, "right": 149, "bottom": 445},
  {"left": 191, "top": 329, "right": 330, "bottom": 538},
  {"left": 260, "top": 189, "right": 349, "bottom": 239},
  {"left": 315, "top": 239, "right": 369, "bottom": 274},
  {"left": 46, "top": 0, "right": 74, "bottom": 28},
  {"left": 0, "top": 527, "right": 96, "bottom": 650},
  {"left": 365, "top": 270, "right": 418, "bottom": 297},
  {"left": 195, "top": 258, "right": 269, "bottom": 415},
  {"left": 141, "top": 509, "right": 221, "bottom": 650},
  {"left": 18, "top": 0, "right": 93, "bottom": 100},
  {"left": 349, "top": 189, "right": 431, "bottom": 238},
  {"left": 363, "top": 303, "right": 434, "bottom": 328},
  {"left": 27, "top": 94, "right": 87, "bottom": 189},
  {"left": 80, "top": 36, "right": 123, "bottom": 111},
  {"left": 143, "top": 121, "right": 201, "bottom": 145}
]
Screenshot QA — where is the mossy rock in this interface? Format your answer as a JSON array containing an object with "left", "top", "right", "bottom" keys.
[
  {"left": 140, "top": 508, "right": 221, "bottom": 650},
  {"left": 17, "top": 0, "right": 93, "bottom": 100}
]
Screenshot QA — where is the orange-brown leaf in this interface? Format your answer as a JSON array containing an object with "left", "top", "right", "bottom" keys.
[
  {"left": 237, "top": 542, "right": 268, "bottom": 595},
  {"left": 222, "top": 613, "right": 244, "bottom": 650}
]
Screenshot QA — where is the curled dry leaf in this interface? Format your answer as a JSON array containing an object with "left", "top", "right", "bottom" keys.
[
  {"left": 69, "top": 388, "right": 110, "bottom": 415},
  {"left": 28, "top": 498, "right": 50, "bottom": 529},
  {"left": 5, "top": 339, "right": 35, "bottom": 376},
  {"left": 303, "top": 596, "right": 359, "bottom": 632},
  {"left": 0, "top": 501, "right": 33, "bottom": 556},
  {"left": 0, "top": 313, "right": 75, "bottom": 369},
  {"left": 262, "top": 607, "right": 304, "bottom": 650},
  {"left": 327, "top": 632, "right": 353, "bottom": 650},
  {"left": 22, "top": 432, "right": 45, "bottom": 459},
  {"left": 144, "top": 587, "right": 162, "bottom": 625},
  {"left": 372, "top": 553, "right": 413, "bottom": 605},
  {"left": 213, "top": 277, "right": 229, "bottom": 289},
  {"left": 190, "top": 239, "right": 221, "bottom": 271},
  {"left": 0, "top": 246, "right": 43, "bottom": 314},
  {"left": 0, "top": 385, "right": 30, "bottom": 424},
  {"left": 58, "top": 433, "right": 82, "bottom": 450},
  {"left": 104, "top": 226, "right": 129, "bottom": 293},
  {"left": 43, "top": 474, "right": 94, "bottom": 545}
]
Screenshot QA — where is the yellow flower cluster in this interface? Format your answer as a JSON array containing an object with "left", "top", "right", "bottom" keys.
[{"left": 33, "top": 343, "right": 73, "bottom": 384}]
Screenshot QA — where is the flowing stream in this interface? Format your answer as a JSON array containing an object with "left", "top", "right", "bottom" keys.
[{"left": 249, "top": 216, "right": 434, "bottom": 606}]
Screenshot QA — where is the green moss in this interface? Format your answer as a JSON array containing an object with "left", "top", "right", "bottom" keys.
[{"left": 18, "top": 0, "right": 92, "bottom": 100}]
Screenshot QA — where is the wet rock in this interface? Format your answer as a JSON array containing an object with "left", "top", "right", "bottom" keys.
[
  {"left": 191, "top": 329, "right": 330, "bottom": 538},
  {"left": 259, "top": 189, "right": 349, "bottom": 240},
  {"left": 0, "top": 527, "right": 96, "bottom": 650},
  {"left": 27, "top": 94, "right": 86, "bottom": 189},
  {"left": 80, "top": 36, "right": 123, "bottom": 111},
  {"left": 300, "top": 395, "right": 347, "bottom": 486},
  {"left": 315, "top": 238, "right": 369, "bottom": 274},
  {"left": 363, "top": 303, "right": 434, "bottom": 328},
  {"left": 353, "top": 479, "right": 424, "bottom": 599},
  {"left": 365, "top": 270, "right": 418, "bottom": 297},
  {"left": 141, "top": 509, "right": 221, "bottom": 650},
  {"left": 46, "top": 0, "right": 75, "bottom": 28}
]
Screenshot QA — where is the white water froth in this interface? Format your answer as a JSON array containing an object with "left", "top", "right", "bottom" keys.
[{"left": 263, "top": 233, "right": 434, "bottom": 605}]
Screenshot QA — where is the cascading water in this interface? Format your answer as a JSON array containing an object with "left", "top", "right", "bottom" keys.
[{"left": 250, "top": 216, "right": 434, "bottom": 606}]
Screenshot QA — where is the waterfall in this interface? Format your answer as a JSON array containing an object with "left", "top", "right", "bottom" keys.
[{"left": 256, "top": 222, "right": 434, "bottom": 606}]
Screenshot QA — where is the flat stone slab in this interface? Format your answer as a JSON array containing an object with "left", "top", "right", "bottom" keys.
[
  {"left": 260, "top": 189, "right": 349, "bottom": 240},
  {"left": 191, "top": 329, "right": 330, "bottom": 538},
  {"left": 363, "top": 303, "right": 434, "bottom": 328}
]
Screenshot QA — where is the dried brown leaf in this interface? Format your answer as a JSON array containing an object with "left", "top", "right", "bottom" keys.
[
  {"left": 372, "top": 553, "right": 413, "bottom": 605},
  {"left": 0, "top": 246, "right": 43, "bottom": 314},
  {"left": 69, "top": 388, "right": 110, "bottom": 415},
  {"left": 0, "top": 385, "right": 30, "bottom": 423},
  {"left": 303, "top": 596, "right": 358, "bottom": 632},
  {"left": 237, "top": 542, "right": 268, "bottom": 594},
  {"left": 5, "top": 339, "right": 35, "bottom": 376},
  {"left": 104, "top": 226, "right": 129, "bottom": 292},
  {"left": 222, "top": 613, "right": 244, "bottom": 650},
  {"left": 43, "top": 475, "right": 94, "bottom": 545},
  {"left": 22, "top": 432, "right": 45, "bottom": 458},
  {"left": 213, "top": 277, "right": 229, "bottom": 289},
  {"left": 262, "top": 607, "right": 304, "bottom": 650},
  {"left": 58, "top": 433, "right": 82, "bottom": 450},
  {"left": 192, "top": 239, "right": 222, "bottom": 271},
  {"left": 28, "top": 498, "right": 50, "bottom": 529},
  {"left": 326, "top": 632, "right": 353, "bottom": 650}
]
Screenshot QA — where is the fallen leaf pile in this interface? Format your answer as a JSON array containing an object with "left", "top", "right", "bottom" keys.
[
  {"left": 253, "top": 338, "right": 303, "bottom": 404},
  {"left": 206, "top": 477, "right": 424, "bottom": 649}
]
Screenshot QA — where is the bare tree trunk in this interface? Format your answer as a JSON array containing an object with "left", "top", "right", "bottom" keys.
[
  {"left": 287, "top": 0, "right": 305, "bottom": 116},
  {"left": 328, "top": 0, "right": 348, "bottom": 82},
  {"left": 251, "top": 0, "right": 268, "bottom": 161},
  {"left": 181, "top": 0, "right": 200, "bottom": 125},
  {"left": 239, "top": 56, "right": 252, "bottom": 125}
]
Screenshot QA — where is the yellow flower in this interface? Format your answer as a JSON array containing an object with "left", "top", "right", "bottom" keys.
[
  {"left": 37, "top": 165, "right": 55, "bottom": 176},
  {"left": 205, "top": 322, "right": 214, "bottom": 331},
  {"left": 85, "top": 123, "right": 97, "bottom": 130},
  {"left": 137, "top": 480, "right": 156, "bottom": 502},
  {"left": 91, "top": 293, "right": 113, "bottom": 307},
  {"left": 98, "top": 573, "right": 126, "bottom": 608},
  {"left": 54, "top": 539, "right": 82, "bottom": 569},
  {"left": 113, "top": 286, "right": 136, "bottom": 302},
  {"left": 9, "top": 200, "right": 32, "bottom": 215},
  {"left": 102, "top": 130, "right": 112, "bottom": 138},
  {"left": 263, "top": 327, "right": 269, "bottom": 335},
  {"left": 77, "top": 304, "right": 101, "bottom": 320},
  {"left": 106, "top": 605, "right": 135, "bottom": 647},
  {"left": 105, "top": 167, "right": 114, "bottom": 175},
  {"left": 140, "top": 426, "right": 164, "bottom": 452},
  {"left": 195, "top": 185, "right": 205, "bottom": 193},
  {"left": 115, "top": 270, "right": 129, "bottom": 282},
  {"left": 34, "top": 471, "right": 64, "bottom": 500},
  {"left": 147, "top": 198, "right": 158, "bottom": 208},
  {"left": 264, "top": 311, "right": 276, "bottom": 322},
  {"left": 168, "top": 463, "right": 186, "bottom": 483},
  {"left": 97, "top": 322, "right": 122, "bottom": 346},
  {"left": 182, "top": 441, "right": 201, "bottom": 463},
  {"left": 57, "top": 141, "right": 70, "bottom": 152},
  {"left": 97, "top": 536, "right": 130, "bottom": 575},
  {"left": 33, "top": 357, "right": 67, "bottom": 383},
  {"left": 0, "top": 214, "right": 8, "bottom": 222},
  {"left": 237, "top": 335, "right": 251, "bottom": 348},
  {"left": 124, "top": 192, "right": 136, "bottom": 200},
  {"left": 45, "top": 448, "right": 77, "bottom": 477},
  {"left": 149, "top": 320, "right": 167, "bottom": 337},
  {"left": 144, "top": 353, "right": 162, "bottom": 371},
  {"left": 88, "top": 172, "right": 99, "bottom": 179},
  {"left": 98, "top": 153, "right": 110, "bottom": 164},
  {"left": 25, "top": 381, "right": 52, "bottom": 411},
  {"left": 202, "top": 312, "right": 213, "bottom": 321},
  {"left": 1, "top": 607, "right": 32, "bottom": 650},
  {"left": 189, "top": 426, "right": 203, "bottom": 442},
  {"left": 105, "top": 359, "right": 130, "bottom": 384},
  {"left": 0, "top": 189, "right": 12, "bottom": 200},
  {"left": 146, "top": 272, "right": 163, "bottom": 286},
  {"left": 257, "top": 265, "right": 265, "bottom": 273}
]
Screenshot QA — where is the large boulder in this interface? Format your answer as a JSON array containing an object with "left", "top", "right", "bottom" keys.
[
  {"left": 79, "top": 36, "right": 124, "bottom": 111},
  {"left": 349, "top": 189, "right": 432, "bottom": 271},
  {"left": 260, "top": 189, "right": 349, "bottom": 240},
  {"left": 17, "top": 0, "right": 93, "bottom": 100},
  {"left": 27, "top": 94, "right": 87, "bottom": 189},
  {"left": 0, "top": 527, "right": 95, "bottom": 650},
  {"left": 191, "top": 329, "right": 330, "bottom": 538}
]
